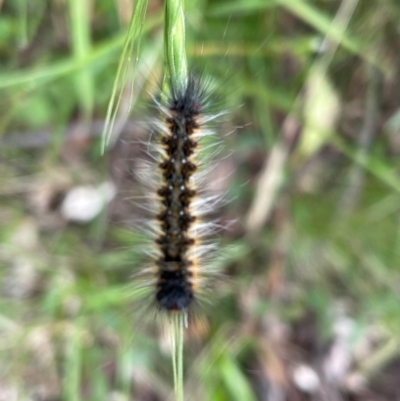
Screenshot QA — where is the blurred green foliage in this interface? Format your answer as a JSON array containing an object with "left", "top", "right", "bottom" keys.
[{"left": 1, "top": 0, "right": 400, "bottom": 400}]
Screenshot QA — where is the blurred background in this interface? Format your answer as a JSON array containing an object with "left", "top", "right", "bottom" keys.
[{"left": 2, "top": 0, "right": 400, "bottom": 400}]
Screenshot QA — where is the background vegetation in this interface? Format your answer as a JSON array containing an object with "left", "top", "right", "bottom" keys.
[{"left": 1, "top": 0, "right": 400, "bottom": 400}]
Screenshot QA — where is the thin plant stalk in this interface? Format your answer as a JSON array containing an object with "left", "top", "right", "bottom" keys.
[
  {"left": 163, "top": 0, "right": 188, "bottom": 399},
  {"left": 170, "top": 313, "right": 184, "bottom": 401},
  {"left": 163, "top": 0, "right": 188, "bottom": 91},
  {"left": 103, "top": 0, "right": 189, "bottom": 399}
]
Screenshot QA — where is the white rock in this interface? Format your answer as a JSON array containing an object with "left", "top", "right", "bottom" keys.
[
  {"left": 61, "top": 182, "right": 116, "bottom": 223},
  {"left": 293, "top": 364, "right": 320, "bottom": 393}
]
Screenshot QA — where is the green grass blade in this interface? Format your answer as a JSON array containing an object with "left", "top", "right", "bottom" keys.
[
  {"left": 164, "top": 0, "right": 187, "bottom": 90},
  {"left": 220, "top": 354, "right": 258, "bottom": 401},
  {"left": 274, "top": 0, "right": 386, "bottom": 71},
  {"left": 275, "top": 0, "right": 360, "bottom": 50},
  {"left": 0, "top": 13, "right": 161, "bottom": 90},
  {"left": 64, "top": 322, "right": 83, "bottom": 401},
  {"left": 16, "top": 0, "right": 28, "bottom": 48},
  {"left": 210, "top": 0, "right": 386, "bottom": 72},
  {"left": 330, "top": 134, "right": 400, "bottom": 194},
  {"left": 101, "top": 0, "right": 149, "bottom": 153},
  {"left": 170, "top": 314, "right": 184, "bottom": 401},
  {"left": 68, "top": 0, "right": 94, "bottom": 118},
  {"left": 0, "top": 35, "right": 124, "bottom": 89}
]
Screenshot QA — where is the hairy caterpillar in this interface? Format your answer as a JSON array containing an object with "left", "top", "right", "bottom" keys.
[{"left": 134, "top": 72, "right": 225, "bottom": 315}]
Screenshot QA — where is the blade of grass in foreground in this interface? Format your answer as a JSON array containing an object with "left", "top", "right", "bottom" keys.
[
  {"left": 68, "top": 0, "right": 94, "bottom": 119},
  {"left": 163, "top": 0, "right": 187, "bottom": 90},
  {"left": 101, "top": 0, "right": 149, "bottom": 153}
]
